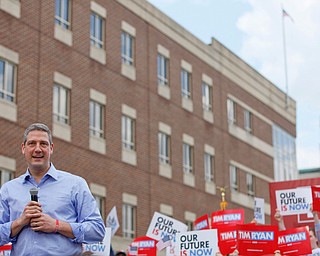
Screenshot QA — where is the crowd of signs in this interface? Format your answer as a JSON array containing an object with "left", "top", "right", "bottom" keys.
[{"left": 1, "top": 185, "right": 320, "bottom": 256}]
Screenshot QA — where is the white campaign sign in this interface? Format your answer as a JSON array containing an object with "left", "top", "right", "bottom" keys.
[
  {"left": 83, "top": 227, "right": 111, "bottom": 256},
  {"left": 276, "top": 187, "right": 312, "bottom": 216},
  {"left": 146, "top": 212, "right": 188, "bottom": 241},
  {"left": 254, "top": 197, "right": 265, "bottom": 224},
  {"left": 172, "top": 229, "right": 219, "bottom": 256}
]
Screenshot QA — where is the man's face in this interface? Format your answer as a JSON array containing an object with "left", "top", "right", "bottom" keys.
[{"left": 22, "top": 130, "right": 53, "bottom": 173}]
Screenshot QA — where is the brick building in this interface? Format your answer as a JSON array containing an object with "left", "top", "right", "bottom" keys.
[{"left": 0, "top": 0, "right": 297, "bottom": 251}]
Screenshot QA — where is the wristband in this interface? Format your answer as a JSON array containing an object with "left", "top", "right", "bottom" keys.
[{"left": 54, "top": 219, "right": 59, "bottom": 233}]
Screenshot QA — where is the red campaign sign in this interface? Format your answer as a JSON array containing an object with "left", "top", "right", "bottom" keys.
[
  {"left": 277, "top": 226, "right": 312, "bottom": 255},
  {"left": 237, "top": 224, "right": 278, "bottom": 256},
  {"left": 211, "top": 209, "right": 244, "bottom": 228},
  {"left": 128, "top": 236, "right": 157, "bottom": 256},
  {"left": 193, "top": 214, "right": 210, "bottom": 231},
  {"left": 312, "top": 186, "right": 320, "bottom": 212},
  {"left": 0, "top": 243, "right": 12, "bottom": 251},
  {"left": 269, "top": 178, "right": 320, "bottom": 229},
  {"left": 217, "top": 224, "right": 237, "bottom": 255}
]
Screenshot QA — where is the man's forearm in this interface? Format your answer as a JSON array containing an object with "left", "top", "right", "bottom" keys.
[
  {"left": 55, "top": 220, "right": 75, "bottom": 239},
  {"left": 10, "top": 217, "right": 27, "bottom": 238}
]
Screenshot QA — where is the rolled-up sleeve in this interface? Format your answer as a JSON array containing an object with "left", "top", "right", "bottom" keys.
[
  {"left": 0, "top": 188, "right": 17, "bottom": 245},
  {"left": 69, "top": 179, "right": 105, "bottom": 244}
]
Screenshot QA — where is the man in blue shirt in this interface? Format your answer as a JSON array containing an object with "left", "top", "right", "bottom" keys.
[{"left": 0, "top": 123, "right": 106, "bottom": 255}]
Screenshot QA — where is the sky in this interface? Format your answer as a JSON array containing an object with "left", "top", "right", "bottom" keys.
[{"left": 147, "top": 0, "right": 320, "bottom": 170}]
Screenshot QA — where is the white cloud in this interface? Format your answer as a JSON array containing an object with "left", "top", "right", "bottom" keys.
[{"left": 238, "top": 0, "right": 320, "bottom": 169}]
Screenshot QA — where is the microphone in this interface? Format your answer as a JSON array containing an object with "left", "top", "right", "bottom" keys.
[{"left": 29, "top": 187, "right": 39, "bottom": 202}]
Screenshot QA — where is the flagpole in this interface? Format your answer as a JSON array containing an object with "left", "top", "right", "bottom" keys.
[{"left": 281, "top": 5, "right": 289, "bottom": 109}]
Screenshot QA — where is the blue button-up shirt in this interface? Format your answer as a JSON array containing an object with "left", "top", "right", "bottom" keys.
[{"left": 0, "top": 164, "right": 106, "bottom": 256}]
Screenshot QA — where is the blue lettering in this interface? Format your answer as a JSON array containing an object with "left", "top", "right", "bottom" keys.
[
  {"left": 288, "top": 203, "right": 309, "bottom": 211},
  {"left": 190, "top": 248, "right": 213, "bottom": 256},
  {"left": 85, "top": 244, "right": 106, "bottom": 252}
]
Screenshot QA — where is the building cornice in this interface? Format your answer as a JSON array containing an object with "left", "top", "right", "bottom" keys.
[{"left": 116, "top": 0, "right": 296, "bottom": 125}]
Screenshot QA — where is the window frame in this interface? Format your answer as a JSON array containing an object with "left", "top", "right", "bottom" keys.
[
  {"left": 55, "top": 0, "right": 71, "bottom": 30},
  {"left": 181, "top": 69, "right": 191, "bottom": 99},
  {"left": 246, "top": 173, "right": 255, "bottom": 196},
  {"left": 0, "top": 168, "right": 14, "bottom": 186},
  {"left": 157, "top": 54, "right": 169, "bottom": 86},
  {"left": 158, "top": 132, "right": 171, "bottom": 164},
  {"left": 122, "top": 115, "right": 135, "bottom": 150},
  {"left": 202, "top": 81, "right": 212, "bottom": 111},
  {"left": 227, "top": 99, "right": 236, "bottom": 124},
  {"left": 90, "top": 12, "right": 104, "bottom": 49},
  {"left": 230, "top": 165, "right": 238, "bottom": 191},
  {"left": 244, "top": 109, "right": 253, "bottom": 133},
  {"left": 53, "top": 83, "right": 70, "bottom": 125},
  {"left": 0, "top": 58, "right": 16, "bottom": 103},
  {"left": 204, "top": 153, "right": 214, "bottom": 182},
  {"left": 122, "top": 203, "right": 136, "bottom": 239},
  {"left": 89, "top": 100, "right": 104, "bottom": 138},
  {"left": 121, "top": 31, "right": 134, "bottom": 66},
  {"left": 94, "top": 195, "right": 105, "bottom": 220},
  {"left": 183, "top": 143, "right": 194, "bottom": 174}
]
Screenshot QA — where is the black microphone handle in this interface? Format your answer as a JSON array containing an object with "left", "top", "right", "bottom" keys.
[{"left": 31, "top": 194, "right": 38, "bottom": 202}]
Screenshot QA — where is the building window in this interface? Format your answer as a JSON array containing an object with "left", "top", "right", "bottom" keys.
[
  {"left": 202, "top": 82, "right": 212, "bottom": 111},
  {"left": 204, "top": 153, "right": 214, "bottom": 182},
  {"left": 121, "top": 32, "right": 134, "bottom": 66},
  {"left": 159, "top": 132, "right": 170, "bottom": 164},
  {"left": 55, "top": 0, "right": 71, "bottom": 30},
  {"left": 183, "top": 143, "right": 194, "bottom": 174},
  {"left": 90, "top": 12, "right": 104, "bottom": 49},
  {"left": 0, "top": 59, "right": 15, "bottom": 103},
  {"left": 244, "top": 110, "right": 252, "bottom": 133},
  {"left": 122, "top": 115, "right": 135, "bottom": 150},
  {"left": 94, "top": 195, "right": 105, "bottom": 220},
  {"left": 157, "top": 54, "right": 169, "bottom": 86},
  {"left": 246, "top": 173, "right": 255, "bottom": 196},
  {"left": 89, "top": 100, "right": 104, "bottom": 138},
  {"left": 53, "top": 84, "right": 70, "bottom": 125},
  {"left": 0, "top": 168, "right": 13, "bottom": 187},
  {"left": 227, "top": 99, "right": 236, "bottom": 124},
  {"left": 181, "top": 69, "right": 191, "bottom": 99},
  {"left": 186, "top": 221, "right": 193, "bottom": 231},
  {"left": 230, "top": 165, "right": 238, "bottom": 191},
  {"left": 122, "top": 204, "right": 136, "bottom": 239},
  {"left": 272, "top": 125, "right": 298, "bottom": 181}
]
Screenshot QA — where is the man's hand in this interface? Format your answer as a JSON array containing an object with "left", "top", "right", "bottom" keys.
[
  {"left": 30, "top": 213, "right": 57, "bottom": 233},
  {"left": 274, "top": 209, "right": 286, "bottom": 230},
  {"left": 10, "top": 201, "right": 42, "bottom": 237}
]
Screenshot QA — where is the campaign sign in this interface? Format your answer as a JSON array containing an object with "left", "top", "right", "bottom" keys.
[
  {"left": 211, "top": 209, "right": 244, "bottom": 228},
  {"left": 312, "top": 186, "right": 320, "bottom": 212},
  {"left": 276, "top": 187, "right": 312, "bottom": 216},
  {"left": 254, "top": 197, "right": 265, "bottom": 224},
  {"left": 237, "top": 224, "right": 278, "bottom": 256},
  {"left": 131, "top": 236, "right": 157, "bottom": 256},
  {"left": 173, "top": 229, "right": 219, "bottom": 256},
  {"left": 146, "top": 212, "right": 188, "bottom": 241},
  {"left": 83, "top": 227, "right": 111, "bottom": 255},
  {"left": 193, "top": 214, "right": 210, "bottom": 231},
  {"left": 0, "top": 244, "right": 11, "bottom": 256},
  {"left": 277, "top": 226, "right": 311, "bottom": 255},
  {"left": 217, "top": 224, "right": 237, "bottom": 255}
]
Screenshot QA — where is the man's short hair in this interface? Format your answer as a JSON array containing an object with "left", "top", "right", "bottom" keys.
[{"left": 23, "top": 123, "right": 53, "bottom": 145}]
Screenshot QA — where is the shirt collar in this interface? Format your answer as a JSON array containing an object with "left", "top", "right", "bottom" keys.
[{"left": 21, "top": 163, "right": 58, "bottom": 183}]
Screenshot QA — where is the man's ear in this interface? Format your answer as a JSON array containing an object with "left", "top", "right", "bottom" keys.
[{"left": 21, "top": 143, "right": 25, "bottom": 155}]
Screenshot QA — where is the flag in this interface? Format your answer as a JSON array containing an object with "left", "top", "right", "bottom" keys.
[
  {"left": 128, "top": 244, "right": 138, "bottom": 255},
  {"left": 106, "top": 206, "right": 120, "bottom": 237},
  {"left": 156, "top": 235, "right": 172, "bottom": 251},
  {"left": 282, "top": 8, "right": 294, "bottom": 22}
]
